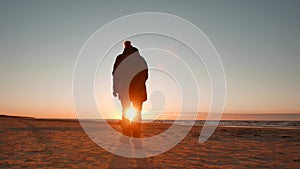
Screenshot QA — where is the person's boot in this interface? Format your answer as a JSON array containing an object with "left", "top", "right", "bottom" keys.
[
  {"left": 132, "top": 122, "right": 142, "bottom": 148},
  {"left": 120, "top": 119, "right": 131, "bottom": 144}
]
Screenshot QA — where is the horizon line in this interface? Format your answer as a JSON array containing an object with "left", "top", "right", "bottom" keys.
[{"left": 1, "top": 113, "right": 300, "bottom": 121}]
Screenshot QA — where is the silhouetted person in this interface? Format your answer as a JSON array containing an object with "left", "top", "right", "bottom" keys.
[{"left": 112, "top": 41, "right": 148, "bottom": 147}]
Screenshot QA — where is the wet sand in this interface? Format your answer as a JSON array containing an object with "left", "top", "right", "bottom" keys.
[{"left": 0, "top": 115, "right": 299, "bottom": 168}]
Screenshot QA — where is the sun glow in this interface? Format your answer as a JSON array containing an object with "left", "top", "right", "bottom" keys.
[{"left": 126, "top": 108, "right": 136, "bottom": 122}]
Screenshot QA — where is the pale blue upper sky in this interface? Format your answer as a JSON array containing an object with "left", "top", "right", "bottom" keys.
[{"left": 0, "top": 0, "right": 299, "bottom": 118}]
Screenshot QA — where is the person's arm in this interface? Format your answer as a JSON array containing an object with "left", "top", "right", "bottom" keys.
[
  {"left": 113, "top": 77, "right": 117, "bottom": 97},
  {"left": 112, "top": 56, "right": 120, "bottom": 97},
  {"left": 112, "top": 58, "right": 118, "bottom": 75},
  {"left": 143, "top": 58, "right": 149, "bottom": 81}
]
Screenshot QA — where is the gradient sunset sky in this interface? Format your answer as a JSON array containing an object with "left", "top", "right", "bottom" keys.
[{"left": 0, "top": 0, "right": 299, "bottom": 119}]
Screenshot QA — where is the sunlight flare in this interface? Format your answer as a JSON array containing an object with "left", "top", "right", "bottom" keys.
[{"left": 126, "top": 108, "right": 136, "bottom": 122}]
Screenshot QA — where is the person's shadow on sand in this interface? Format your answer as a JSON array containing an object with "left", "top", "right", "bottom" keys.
[{"left": 108, "top": 145, "right": 152, "bottom": 169}]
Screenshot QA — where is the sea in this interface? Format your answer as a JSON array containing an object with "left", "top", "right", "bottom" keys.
[{"left": 149, "top": 120, "right": 300, "bottom": 129}]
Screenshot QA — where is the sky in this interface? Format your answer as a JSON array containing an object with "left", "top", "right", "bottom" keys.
[{"left": 0, "top": 0, "right": 299, "bottom": 119}]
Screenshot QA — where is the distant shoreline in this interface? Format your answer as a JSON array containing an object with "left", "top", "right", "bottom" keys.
[
  {"left": 1, "top": 113, "right": 300, "bottom": 121},
  {"left": 1, "top": 114, "right": 299, "bottom": 130}
]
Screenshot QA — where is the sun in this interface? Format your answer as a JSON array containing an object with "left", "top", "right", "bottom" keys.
[{"left": 126, "top": 108, "right": 136, "bottom": 122}]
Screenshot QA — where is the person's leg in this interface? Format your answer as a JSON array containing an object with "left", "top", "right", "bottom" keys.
[
  {"left": 132, "top": 100, "right": 143, "bottom": 138},
  {"left": 120, "top": 99, "right": 131, "bottom": 137}
]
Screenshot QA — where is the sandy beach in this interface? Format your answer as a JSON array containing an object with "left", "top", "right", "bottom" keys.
[{"left": 0, "top": 115, "right": 299, "bottom": 168}]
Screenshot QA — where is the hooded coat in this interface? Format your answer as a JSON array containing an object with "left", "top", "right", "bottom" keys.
[{"left": 112, "top": 46, "right": 148, "bottom": 102}]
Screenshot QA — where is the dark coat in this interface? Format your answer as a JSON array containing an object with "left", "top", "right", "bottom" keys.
[{"left": 112, "top": 46, "right": 148, "bottom": 102}]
